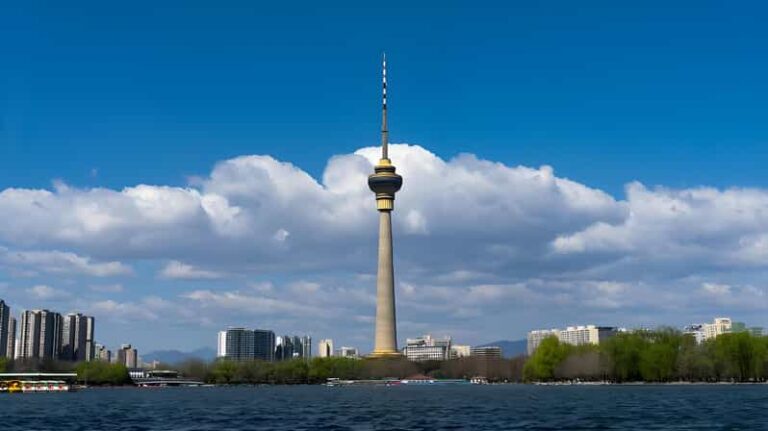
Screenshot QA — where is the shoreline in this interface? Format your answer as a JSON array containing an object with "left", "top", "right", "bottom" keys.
[{"left": 69, "top": 380, "right": 768, "bottom": 389}]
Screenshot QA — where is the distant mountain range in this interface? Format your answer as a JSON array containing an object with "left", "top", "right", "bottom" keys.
[
  {"left": 142, "top": 347, "right": 217, "bottom": 364},
  {"left": 476, "top": 339, "right": 527, "bottom": 358}
]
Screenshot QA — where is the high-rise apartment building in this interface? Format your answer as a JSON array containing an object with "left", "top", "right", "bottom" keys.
[
  {"left": 6, "top": 317, "right": 16, "bottom": 359},
  {"left": 299, "top": 335, "right": 312, "bottom": 360},
  {"left": 0, "top": 300, "right": 10, "bottom": 358},
  {"left": 318, "top": 339, "right": 333, "bottom": 358},
  {"left": 254, "top": 329, "right": 276, "bottom": 362},
  {"left": 226, "top": 328, "right": 255, "bottom": 361},
  {"left": 527, "top": 329, "right": 560, "bottom": 355},
  {"left": 559, "top": 326, "right": 617, "bottom": 347},
  {"left": 275, "top": 335, "right": 293, "bottom": 361},
  {"left": 84, "top": 316, "right": 95, "bottom": 361},
  {"left": 217, "top": 331, "right": 227, "bottom": 358},
  {"left": 59, "top": 313, "right": 95, "bottom": 361},
  {"left": 274, "top": 335, "right": 311, "bottom": 360},
  {"left": 116, "top": 344, "right": 138, "bottom": 368},
  {"left": 218, "top": 328, "right": 256, "bottom": 361},
  {"left": 19, "top": 309, "right": 62, "bottom": 360},
  {"left": 217, "top": 328, "right": 304, "bottom": 362}
]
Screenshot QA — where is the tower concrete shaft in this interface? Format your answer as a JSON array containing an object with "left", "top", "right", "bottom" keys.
[
  {"left": 368, "top": 54, "right": 403, "bottom": 357},
  {"left": 373, "top": 211, "right": 398, "bottom": 356}
]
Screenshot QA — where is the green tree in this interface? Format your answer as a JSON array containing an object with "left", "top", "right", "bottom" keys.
[
  {"left": 308, "top": 357, "right": 363, "bottom": 383},
  {"left": 602, "top": 332, "right": 649, "bottom": 382},
  {"left": 271, "top": 359, "right": 309, "bottom": 384},
  {"left": 75, "top": 361, "right": 131, "bottom": 385},
  {"left": 677, "top": 334, "right": 712, "bottom": 381},
  {"left": 638, "top": 329, "right": 682, "bottom": 381},
  {"left": 523, "top": 336, "right": 570, "bottom": 381},
  {"left": 210, "top": 359, "right": 238, "bottom": 384}
]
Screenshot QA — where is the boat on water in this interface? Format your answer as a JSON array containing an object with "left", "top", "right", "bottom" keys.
[
  {"left": 0, "top": 380, "right": 72, "bottom": 393},
  {"left": 326, "top": 376, "right": 472, "bottom": 386},
  {"left": 399, "top": 378, "right": 470, "bottom": 385},
  {"left": 0, "top": 373, "right": 78, "bottom": 393},
  {"left": 132, "top": 369, "right": 205, "bottom": 387}
]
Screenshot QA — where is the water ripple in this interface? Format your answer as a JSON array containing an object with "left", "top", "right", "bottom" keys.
[{"left": 2, "top": 385, "right": 767, "bottom": 430}]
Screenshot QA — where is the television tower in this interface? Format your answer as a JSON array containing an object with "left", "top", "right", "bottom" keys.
[{"left": 368, "top": 54, "right": 403, "bottom": 357}]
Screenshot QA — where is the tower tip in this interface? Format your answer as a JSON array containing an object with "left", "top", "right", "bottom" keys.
[{"left": 381, "top": 52, "right": 388, "bottom": 159}]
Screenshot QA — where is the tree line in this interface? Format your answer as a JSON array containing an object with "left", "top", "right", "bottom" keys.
[
  {"left": 6, "top": 328, "right": 767, "bottom": 385},
  {"left": 174, "top": 356, "right": 526, "bottom": 384},
  {"left": 524, "top": 328, "right": 768, "bottom": 382},
  {"left": 0, "top": 355, "right": 525, "bottom": 385}
]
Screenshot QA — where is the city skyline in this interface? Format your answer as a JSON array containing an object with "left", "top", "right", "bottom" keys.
[
  {"left": 1, "top": 294, "right": 760, "bottom": 358},
  {"left": 3, "top": 2, "right": 768, "bottom": 352},
  {"left": 2, "top": 290, "right": 755, "bottom": 362}
]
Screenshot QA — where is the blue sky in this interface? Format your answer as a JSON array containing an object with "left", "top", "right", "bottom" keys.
[
  {"left": 4, "top": 1, "right": 768, "bottom": 194},
  {"left": 2, "top": 1, "right": 768, "bottom": 353}
]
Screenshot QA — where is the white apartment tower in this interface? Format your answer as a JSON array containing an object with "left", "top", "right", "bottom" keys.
[
  {"left": 6, "top": 317, "right": 16, "bottom": 359},
  {"left": 19, "top": 309, "right": 62, "bottom": 360},
  {"left": 685, "top": 317, "right": 734, "bottom": 343},
  {"left": 527, "top": 325, "right": 619, "bottom": 355},
  {"left": 527, "top": 329, "right": 560, "bottom": 356},
  {"left": 318, "top": 339, "right": 334, "bottom": 358},
  {"left": 60, "top": 313, "right": 95, "bottom": 361}
]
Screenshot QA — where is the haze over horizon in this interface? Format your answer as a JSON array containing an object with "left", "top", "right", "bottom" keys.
[{"left": 2, "top": 1, "right": 768, "bottom": 352}]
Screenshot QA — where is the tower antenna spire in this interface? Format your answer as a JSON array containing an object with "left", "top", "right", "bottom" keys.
[{"left": 381, "top": 52, "right": 388, "bottom": 160}]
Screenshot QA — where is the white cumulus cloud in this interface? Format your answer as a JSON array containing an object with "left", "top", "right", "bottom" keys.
[
  {"left": 159, "top": 261, "right": 224, "bottom": 280},
  {"left": 2, "top": 144, "right": 768, "bottom": 348}
]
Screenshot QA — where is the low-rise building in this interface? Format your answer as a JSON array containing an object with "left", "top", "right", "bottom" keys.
[
  {"left": 335, "top": 346, "right": 359, "bottom": 358},
  {"left": 683, "top": 324, "right": 707, "bottom": 344},
  {"left": 470, "top": 346, "right": 502, "bottom": 359},
  {"left": 450, "top": 344, "right": 471, "bottom": 359},
  {"left": 95, "top": 343, "right": 112, "bottom": 362},
  {"left": 403, "top": 334, "right": 451, "bottom": 362},
  {"left": 685, "top": 317, "right": 736, "bottom": 343},
  {"left": 704, "top": 317, "right": 732, "bottom": 340}
]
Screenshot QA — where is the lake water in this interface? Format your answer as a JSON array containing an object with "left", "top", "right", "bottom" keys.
[{"left": 2, "top": 385, "right": 767, "bottom": 430}]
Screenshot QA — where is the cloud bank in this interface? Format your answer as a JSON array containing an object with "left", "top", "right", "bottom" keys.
[{"left": 1, "top": 144, "right": 766, "bottom": 349}]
